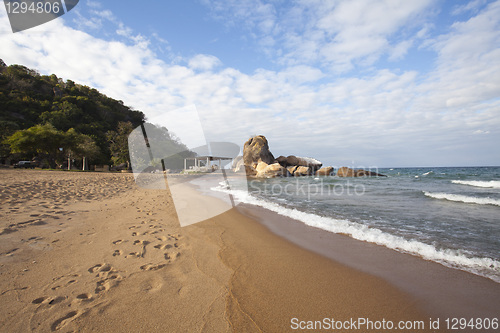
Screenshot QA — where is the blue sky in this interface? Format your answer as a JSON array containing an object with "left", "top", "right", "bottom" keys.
[{"left": 1, "top": 0, "right": 500, "bottom": 167}]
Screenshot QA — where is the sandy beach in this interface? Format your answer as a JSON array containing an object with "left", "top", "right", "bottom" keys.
[{"left": 0, "top": 169, "right": 497, "bottom": 332}]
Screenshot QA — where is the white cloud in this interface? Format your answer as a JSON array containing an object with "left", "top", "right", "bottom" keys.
[
  {"left": 204, "top": 0, "right": 435, "bottom": 72},
  {"left": 452, "top": 0, "right": 489, "bottom": 16},
  {"left": 389, "top": 40, "right": 413, "bottom": 61},
  {"left": 188, "top": 54, "right": 222, "bottom": 71}
]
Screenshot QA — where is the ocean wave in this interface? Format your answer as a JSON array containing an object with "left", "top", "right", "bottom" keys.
[
  {"left": 452, "top": 180, "right": 500, "bottom": 189},
  {"left": 212, "top": 186, "right": 500, "bottom": 283},
  {"left": 424, "top": 192, "right": 500, "bottom": 206}
]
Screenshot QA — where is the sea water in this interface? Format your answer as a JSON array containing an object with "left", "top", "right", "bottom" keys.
[{"left": 212, "top": 167, "right": 500, "bottom": 283}]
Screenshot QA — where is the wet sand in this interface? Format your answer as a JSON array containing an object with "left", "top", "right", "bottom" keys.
[{"left": 1, "top": 169, "right": 494, "bottom": 332}]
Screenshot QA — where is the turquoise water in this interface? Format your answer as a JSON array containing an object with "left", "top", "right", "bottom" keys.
[{"left": 214, "top": 167, "right": 500, "bottom": 282}]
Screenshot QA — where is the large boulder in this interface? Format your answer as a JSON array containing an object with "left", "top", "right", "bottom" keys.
[
  {"left": 337, "top": 167, "right": 356, "bottom": 177},
  {"left": 243, "top": 136, "right": 275, "bottom": 169},
  {"left": 315, "top": 166, "right": 334, "bottom": 176},
  {"left": 291, "top": 165, "right": 312, "bottom": 177},
  {"left": 337, "top": 167, "right": 386, "bottom": 177},
  {"left": 276, "top": 155, "right": 288, "bottom": 166},
  {"left": 256, "top": 162, "right": 289, "bottom": 178},
  {"left": 277, "top": 155, "right": 322, "bottom": 171},
  {"left": 255, "top": 161, "right": 269, "bottom": 173}
]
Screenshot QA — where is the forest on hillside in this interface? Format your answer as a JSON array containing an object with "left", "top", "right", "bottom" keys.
[{"left": 0, "top": 59, "right": 192, "bottom": 170}]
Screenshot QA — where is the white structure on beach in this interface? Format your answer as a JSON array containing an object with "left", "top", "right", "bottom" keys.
[{"left": 183, "top": 155, "right": 233, "bottom": 173}]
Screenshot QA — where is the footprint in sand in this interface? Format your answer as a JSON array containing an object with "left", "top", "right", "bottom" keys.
[
  {"left": 76, "top": 293, "right": 93, "bottom": 301},
  {"left": 31, "top": 295, "right": 66, "bottom": 306},
  {"left": 112, "top": 239, "right": 123, "bottom": 245},
  {"left": 151, "top": 235, "right": 182, "bottom": 262},
  {"left": 167, "top": 233, "right": 182, "bottom": 241},
  {"left": 140, "top": 263, "right": 167, "bottom": 271},
  {"left": 153, "top": 243, "right": 173, "bottom": 250},
  {"left": 126, "top": 251, "right": 141, "bottom": 258},
  {"left": 88, "top": 263, "right": 123, "bottom": 294},
  {"left": 95, "top": 275, "right": 120, "bottom": 293},
  {"left": 133, "top": 240, "right": 150, "bottom": 246},
  {"left": 3, "top": 248, "right": 19, "bottom": 256},
  {"left": 88, "top": 263, "right": 111, "bottom": 274},
  {"left": 32, "top": 296, "right": 48, "bottom": 304},
  {"left": 50, "top": 274, "right": 80, "bottom": 290},
  {"left": 112, "top": 250, "right": 122, "bottom": 256},
  {"left": 164, "top": 251, "right": 181, "bottom": 260},
  {"left": 51, "top": 310, "right": 80, "bottom": 331}
]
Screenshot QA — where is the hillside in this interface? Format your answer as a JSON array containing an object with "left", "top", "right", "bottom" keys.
[{"left": 0, "top": 59, "right": 146, "bottom": 166}]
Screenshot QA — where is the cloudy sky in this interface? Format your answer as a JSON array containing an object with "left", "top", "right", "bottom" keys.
[{"left": 1, "top": 0, "right": 500, "bottom": 167}]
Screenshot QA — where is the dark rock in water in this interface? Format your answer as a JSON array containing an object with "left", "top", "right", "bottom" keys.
[
  {"left": 277, "top": 155, "right": 322, "bottom": 171},
  {"left": 315, "top": 166, "right": 334, "bottom": 176},
  {"left": 241, "top": 135, "right": 331, "bottom": 178},
  {"left": 337, "top": 166, "right": 386, "bottom": 177},
  {"left": 243, "top": 135, "right": 275, "bottom": 169},
  {"left": 276, "top": 155, "right": 288, "bottom": 166},
  {"left": 285, "top": 155, "right": 299, "bottom": 166},
  {"left": 337, "top": 167, "right": 356, "bottom": 177}
]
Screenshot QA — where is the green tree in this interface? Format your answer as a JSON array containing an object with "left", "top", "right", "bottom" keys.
[
  {"left": 0, "top": 120, "right": 19, "bottom": 158},
  {"left": 1, "top": 60, "right": 146, "bottom": 164},
  {"left": 5, "top": 124, "right": 66, "bottom": 168},
  {"left": 66, "top": 129, "right": 100, "bottom": 170},
  {"left": 5, "top": 124, "right": 100, "bottom": 169},
  {"left": 107, "top": 121, "right": 134, "bottom": 169}
]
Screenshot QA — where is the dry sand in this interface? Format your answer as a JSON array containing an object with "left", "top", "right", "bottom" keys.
[{"left": 1, "top": 169, "right": 451, "bottom": 332}]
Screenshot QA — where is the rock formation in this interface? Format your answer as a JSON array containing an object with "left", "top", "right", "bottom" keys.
[
  {"left": 287, "top": 165, "right": 312, "bottom": 177},
  {"left": 243, "top": 135, "right": 275, "bottom": 168},
  {"left": 315, "top": 166, "right": 334, "bottom": 176},
  {"left": 240, "top": 135, "right": 339, "bottom": 178},
  {"left": 255, "top": 162, "right": 289, "bottom": 178},
  {"left": 276, "top": 155, "right": 322, "bottom": 172}
]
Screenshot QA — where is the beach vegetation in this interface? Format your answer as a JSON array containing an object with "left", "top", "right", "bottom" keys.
[
  {"left": 0, "top": 61, "right": 146, "bottom": 167},
  {"left": 106, "top": 121, "right": 134, "bottom": 170},
  {"left": 5, "top": 123, "right": 99, "bottom": 169}
]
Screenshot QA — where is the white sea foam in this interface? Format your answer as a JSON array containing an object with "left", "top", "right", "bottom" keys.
[
  {"left": 424, "top": 191, "right": 500, "bottom": 206},
  {"left": 298, "top": 156, "right": 322, "bottom": 165},
  {"left": 452, "top": 180, "right": 500, "bottom": 189},
  {"left": 212, "top": 186, "right": 500, "bottom": 282}
]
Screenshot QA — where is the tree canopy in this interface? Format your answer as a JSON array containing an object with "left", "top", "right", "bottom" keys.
[
  {"left": 1, "top": 60, "right": 196, "bottom": 171},
  {"left": 5, "top": 124, "right": 100, "bottom": 168},
  {"left": 0, "top": 60, "right": 146, "bottom": 166}
]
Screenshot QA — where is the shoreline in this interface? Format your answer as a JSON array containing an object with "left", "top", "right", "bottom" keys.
[
  {"left": 1, "top": 169, "right": 497, "bottom": 332},
  {"left": 233, "top": 203, "right": 500, "bottom": 320},
  {"left": 183, "top": 185, "right": 441, "bottom": 332},
  {"left": 190, "top": 174, "right": 499, "bottom": 319}
]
